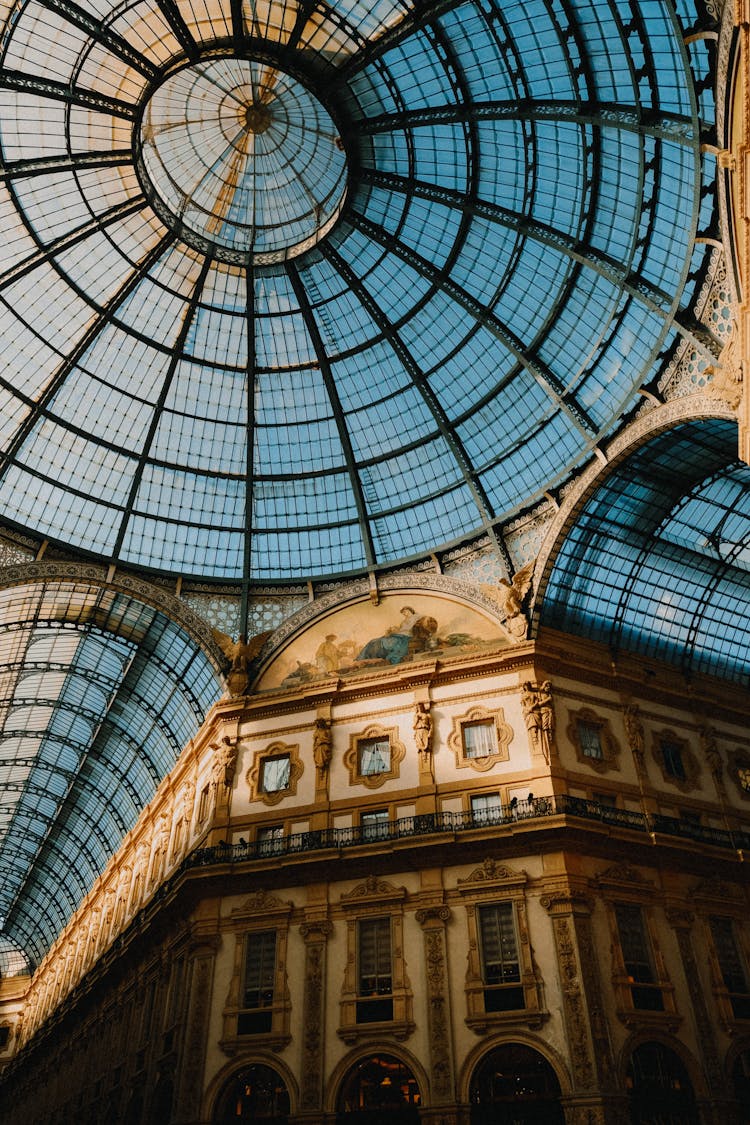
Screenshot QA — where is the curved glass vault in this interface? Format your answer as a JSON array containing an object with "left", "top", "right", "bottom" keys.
[
  {"left": 0, "top": 581, "right": 222, "bottom": 966},
  {"left": 0, "top": 0, "right": 708, "bottom": 581},
  {"left": 540, "top": 420, "right": 750, "bottom": 686}
]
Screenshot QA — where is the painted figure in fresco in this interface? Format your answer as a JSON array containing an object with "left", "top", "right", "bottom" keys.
[
  {"left": 355, "top": 606, "right": 438, "bottom": 665},
  {"left": 314, "top": 633, "right": 357, "bottom": 674}
]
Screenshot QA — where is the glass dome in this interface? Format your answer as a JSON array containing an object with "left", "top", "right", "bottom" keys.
[{"left": 0, "top": 0, "right": 702, "bottom": 582}]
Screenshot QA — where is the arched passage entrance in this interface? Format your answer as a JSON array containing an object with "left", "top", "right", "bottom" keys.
[
  {"left": 212, "top": 1063, "right": 291, "bottom": 1124},
  {"left": 626, "top": 1041, "right": 699, "bottom": 1124},
  {"left": 336, "top": 1053, "right": 421, "bottom": 1123},
  {"left": 468, "top": 1042, "right": 564, "bottom": 1124}
]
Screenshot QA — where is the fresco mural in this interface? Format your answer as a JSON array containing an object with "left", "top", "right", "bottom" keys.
[{"left": 257, "top": 594, "right": 509, "bottom": 690}]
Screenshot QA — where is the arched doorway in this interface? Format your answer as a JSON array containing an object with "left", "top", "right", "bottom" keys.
[
  {"left": 336, "top": 1053, "right": 421, "bottom": 1123},
  {"left": 626, "top": 1041, "right": 699, "bottom": 1124},
  {"left": 213, "top": 1063, "right": 291, "bottom": 1124},
  {"left": 469, "top": 1042, "right": 564, "bottom": 1124}
]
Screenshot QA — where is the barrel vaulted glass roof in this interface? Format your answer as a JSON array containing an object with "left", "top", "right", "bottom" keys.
[
  {"left": 0, "top": 581, "right": 221, "bottom": 966},
  {"left": 0, "top": 0, "right": 711, "bottom": 582},
  {"left": 541, "top": 420, "right": 750, "bottom": 686}
]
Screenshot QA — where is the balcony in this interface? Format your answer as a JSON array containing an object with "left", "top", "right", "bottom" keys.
[{"left": 183, "top": 795, "right": 747, "bottom": 870}]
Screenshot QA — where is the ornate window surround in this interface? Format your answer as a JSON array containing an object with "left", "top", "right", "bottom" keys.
[
  {"left": 343, "top": 725, "right": 406, "bottom": 789},
  {"left": 220, "top": 890, "right": 293, "bottom": 1055},
  {"left": 566, "top": 706, "right": 621, "bottom": 773},
  {"left": 596, "top": 863, "right": 679, "bottom": 1032},
  {"left": 448, "top": 706, "right": 513, "bottom": 773},
  {"left": 457, "top": 858, "right": 545, "bottom": 1034},
  {"left": 246, "top": 741, "right": 303, "bottom": 807},
  {"left": 692, "top": 878, "right": 750, "bottom": 1032},
  {"left": 337, "top": 875, "right": 414, "bottom": 1044},
  {"left": 651, "top": 728, "right": 700, "bottom": 792}
]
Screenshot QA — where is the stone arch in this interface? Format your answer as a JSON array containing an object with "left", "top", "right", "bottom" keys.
[
  {"left": 620, "top": 1035, "right": 704, "bottom": 1124},
  {"left": 204, "top": 1053, "right": 298, "bottom": 1123},
  {"left": 461, "top": 1037, "right": 569, "bottom": 1124},
  {"left": 325, "top": 1044, "right": 429, "bottom": 1119},
  {"left": 457, "top": 1032, "right": 572, "bottom": 1104}
]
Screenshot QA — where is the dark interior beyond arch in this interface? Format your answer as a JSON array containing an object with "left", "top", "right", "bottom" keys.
[
  {"left": 213, "top": 1063, "right": 290, "bottom": 1124},
  {"left": 336, "top": 1053, "right": 421, "bottom": 1123},
  {"left": 626, "top": 1041, "right": 699, "bottom": 1125},
  {"left": 469, "top": 1042, "right": 564, "bottom": 1125}
]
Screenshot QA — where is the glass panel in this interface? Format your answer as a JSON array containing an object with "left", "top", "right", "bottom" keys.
[
  {"left": 359, "top": 738, "right": 391, "bottom": 776},
  {"left": 578, "top": 721, "right": 603, "bottom": 759},
  {"left": 463, "top": 721, "right": 497, "bottom": 759},
  {"left": 261, "top": 756, "right": 291, "bottom": 793}
]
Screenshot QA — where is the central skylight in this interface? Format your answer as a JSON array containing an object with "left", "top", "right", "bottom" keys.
[
  {"left": 0, "top": 0, "right": 705, "bottom": 582},
  {"left": 137, "top": 57, "right": 349, "bottom": 262}
]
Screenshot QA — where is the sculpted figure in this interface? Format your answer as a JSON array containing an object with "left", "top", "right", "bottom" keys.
[
  {"left": 521, "top": 679, "right": 555, "bottom": 763},
  {"left": 413, "top": 702, "right": 432, "bottom": 757},
  {"left": 313, "top": 717, "right": 333, "bottom": 772},
  {"left": 212, "top": 735, "right": 237, "bottom": 787},
  {"left": 212, "top": 628, "right": 273, "bottom": 695},
  {"left": 623, "top": 704, "right": 645, "bottom": 766},
  {"left": 483, "top": 559, "right": 535, "bottom": 641}
]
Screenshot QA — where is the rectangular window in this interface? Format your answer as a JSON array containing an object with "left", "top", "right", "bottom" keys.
[
  {"left": 710, "top": 916, "right": 750, "bottom": 1019},
  {"left": 478, "top": 903, "right": 524, "bottom": 1011},
  {"left": 361, "top": 810, "right": 390, "bottom": 841},
  {"left": 661, "top": 739, "right": 686, "bottom": 781},
  {"left": 614, "top": 904, "right": 664, "bottom": 1011},
  {"left": 578, "top": 720, "right": 604, "bottom": 759},
  {"left": 462, "top": 720, "right": 497, "bottom": 759},
  {"left": 358, "top": 737, "right": 391, "bottom": 776},
  {"left": 257, "top": 825, "right": 284, "bottom": 855},
  {"left": 357, "top": 917, "right": 393, "bottom": 1022},
  {"left": 197, "top": 784, "right": 209, "bottom": 822},
  {"left": 471, "top": 793, "right": 502, "bottom": 824},
  {"left": 261, "top": 755, "right": 291, "bottom": 793},
  {"left": 239, "top": 930, "right": 276, "bottom": 1034}
]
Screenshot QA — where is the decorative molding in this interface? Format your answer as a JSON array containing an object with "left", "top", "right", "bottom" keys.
[
  {"left": 566, "top": 706, "right": 622, "bottom": 773},
  {"left": 650, "top": 728, "right": 701, "bottom": 793},
  {"left": 458, "top": 858, "right": 527, "bottom": 889},
  {"left": 447, "top": 705, "right": 513, "bottom": 772},
  {"left": 246, "top": 741, "right": 303, "bottom": 806},
  {"left": 343, "top": 724, "right": 406, "bottom": 789}
]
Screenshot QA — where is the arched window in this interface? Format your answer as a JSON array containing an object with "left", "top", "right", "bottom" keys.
[
  {"left": 469, "top": 1042, "right": 564, "bottom": 1124},
  {"left": 626, "top": 1042, "right": 698, "bottom": 1124},
  {"left": 213, "top": 1064, "right": 290, "bottom": 1124},
  {"left": 336, "top": 1053, "right": 421, "bottom": 1123}
]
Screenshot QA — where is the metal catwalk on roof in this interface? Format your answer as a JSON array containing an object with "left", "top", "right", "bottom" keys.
[{"left": 0, "top": 0, "right": 710, "bottom": 582}]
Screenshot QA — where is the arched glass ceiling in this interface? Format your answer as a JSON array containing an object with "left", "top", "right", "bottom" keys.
[
  {"left": 0, "top": 582, "right": 222, "bottom": 967},
  {"left": 0, "top": 0, "right": 704, "bottom": 581},
  {"left": 539, "top": 419, "right": 750, "bottom": 685}
]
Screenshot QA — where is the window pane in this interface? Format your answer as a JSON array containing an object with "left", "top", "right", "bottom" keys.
[
  {"left": 262, "top": 755, "right": 290, "bottom": 792},
  {"left": 710, "top": 917, "right": 749, "bottom": 994},
  {"left": 578, "top": 721, "right": 603, "bottom": 759},
  {"left": 243, "top": 930, "right": 276, "bottom": 1009},
  {"left": 661, "top": 739, "right": 685, "bottom": 780},
  {"left": 358, "top": 917, "right": 392, "bottom": 994},
  {"left": 479, "top": 903, "right": 520, "bottom": 984},
  {"left": 359, "top": 738, "right": 390, "bottom": 775},
  {"left": 362, "top": 810, "right": 389, "bottom": 840},
  {"left": 463, "top": 720, "right": 496, "bottom": 759},
  {"left": 471, "top": 793, "right": 502, "bottom": 823}
]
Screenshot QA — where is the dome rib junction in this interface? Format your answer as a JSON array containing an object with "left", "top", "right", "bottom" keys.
[{"left": 0, "top": 0, "right": 708, "bottom": 584}]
